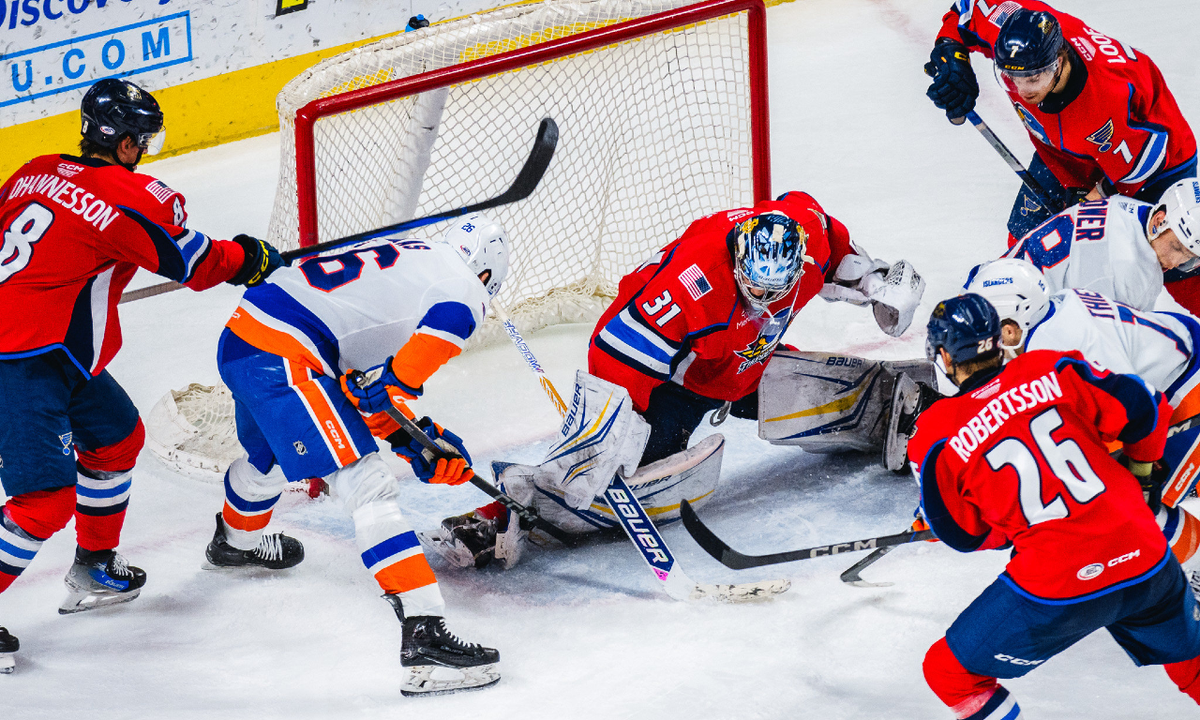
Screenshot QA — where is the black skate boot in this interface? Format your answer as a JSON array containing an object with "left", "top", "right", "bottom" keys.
[
  {"left": 0, "top": 626, "right": 18, "bottom": 674},
  {"left": 383, "top": 594, "right": 500, "bottom": 697},
  {"left": 423, "top": 512, "right": 499, "bottom": 569},
  {"left": 204, "top": 513, "right": 304, "bottom": 570},
  {"left": 60, "top": 548, "right": 147, "bottom": 614}
]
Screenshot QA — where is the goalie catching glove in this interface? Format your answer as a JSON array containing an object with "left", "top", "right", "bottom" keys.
[{"left": 818, "top": 254, "right": 926, "bottom": 336}]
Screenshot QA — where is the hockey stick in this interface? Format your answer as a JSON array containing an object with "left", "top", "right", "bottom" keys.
[
  {"left": 493, "top": 308, "right": 789, "bottom": 602},
  {"left": 960, "top": 110, "right": 1061, "bottom": 212},
  {"left": 680, "top": 498, "right": 934, "bottom": 570},
  {"left": 118, "top": 117, "right": 560, "bottom": 304},
  {"left": 838, "top": 546, "right": 897, "bottom": 588}
]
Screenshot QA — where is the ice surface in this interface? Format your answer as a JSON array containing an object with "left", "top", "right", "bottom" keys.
[{"left": 3, "top": 0, "right": 1199, "bottom": 717}]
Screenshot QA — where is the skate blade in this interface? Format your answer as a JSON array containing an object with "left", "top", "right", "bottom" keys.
[
  {"left": 400, "top": 663, "right": 500, "bottom": 697},
  {"left": 416, "top": 531, "right": 477, "bottom": 570},
  {"left": 59, "top": 586, "right": 142, "bottom": 615},
  {"left": 691, "top": 578, "right": 792, "bottom": 603},
  {"left": 0, "top": 653, "right": 14, "bottom": 674}
]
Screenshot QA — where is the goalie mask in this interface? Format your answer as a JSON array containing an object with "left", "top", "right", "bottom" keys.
[
  {"left": 443, "top": 213, "right": 510, "bottom": 298},
  {"left": 730, "top": 212, "right": 809, "bottom": 315},
  {"left": 964, "top": 258, "right": 1051, "bottom": 353}
]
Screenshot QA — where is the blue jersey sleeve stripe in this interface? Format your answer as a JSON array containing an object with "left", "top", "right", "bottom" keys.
[
  {"left": 593, "top": 333, "right": 672, "bottom": 381},
  {"left": 242, "top": 283, "right": 342, "bottom": 373},
  {"left": 416, "top": 301, "right": 477, "bottom": 341},
  {"left": 1162, "top": 312, "right": 1200, "bottom": 398},
  {"left": 919, "top": 440, "right": 992, "bottom": 553},
  {"left": 1122, "top": 130, "right": 1169, "bottom": 185},
  {"left": 1054, "top": 356, "right": 1160, "bottom": 446},
  {"left": 116, "top": 205, "right": 211, "bottom": 283}
]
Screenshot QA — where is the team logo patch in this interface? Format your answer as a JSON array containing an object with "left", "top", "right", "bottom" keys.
[
  {"left": 58, "top": 432, "right": 73, "bottom": 456},
  {"left": 145, "top": 179, "right": 175, "bottom": 204},
  {"left": 734, "top": 308, "right": 791, "bottom": 373},
  {"left": 1086, "top": 119, "right": 1115, "bottom": 153},
  {"left": 293, "top": 441, "right": 308, "bottom": 456},
  {"left": 678, "top": 264, "right": 712, "bottom": 301},
  {"left": 1076, "top": 562, "right": 1104, "bottom": 581},
  {"left": 1020, "top": 194, "right": 1042, "bottom": 216},
  {"left": 57, "top": 162, "right": 84, "bottom": 177},
  {"left": 1013, "top": 105, "right": 1050, "bottom": 146}
]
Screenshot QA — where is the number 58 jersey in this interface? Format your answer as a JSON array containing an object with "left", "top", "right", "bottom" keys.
[
  {"left": 226, "top": 237, "right": 489, "bottom": 378},
  {"left": 909, "top": 350, "right": 1171, "bottom": 601}
]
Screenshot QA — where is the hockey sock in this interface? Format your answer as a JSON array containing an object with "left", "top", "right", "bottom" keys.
[
  {"left": 1165, "top": 656, "right": 1200, "bottom": 704},
  {"left": 1159, "top": 505, "right": 1200, "bottom": 565},
  {"left": 924, "top": 637, "right": 1004, "bottom": 715},
  {"left": 73, "top": 464, "right": 133, "bottom": 552},
  {"left": 0, "top": 488, "right": 74, "bottom": 592},
  {"left": 221, "top": 460, "right": 285, "bottom": 551},
  {"left": 353, "top": 500, "right": 444, "bottom": 615},
  {"left": 950, "top": 687, "right": 1022, "bottom": 720},
  {"left": 474, "top": 501, "right": 506, "bottom": 523}
]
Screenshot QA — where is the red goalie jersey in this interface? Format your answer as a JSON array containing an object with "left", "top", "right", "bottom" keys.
[
  {"left": 0, "top": 155, "right": 246, "bottom": 376},
  {"left": 588, "top": 191, "right": 857, "bottom": 413},
  {"left": 909, "top": 349, "right": 1171, "bottom": 601},
  {"left": 938, "top": 0, "right": 1196, "bottom": 197}
]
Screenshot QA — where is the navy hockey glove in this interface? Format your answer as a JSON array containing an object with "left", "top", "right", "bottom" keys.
[
  {"left": 392, "top": 417, "right": 474, "bottom": 485},
  {"left": 228, "top": 235, "right": 285, "bottom": 287},
  {"left": 923, "top": 41, "right": 978, "bottom": 123},
  {"left": 340, "top": 357, "right": 423, "bottom": 415}
]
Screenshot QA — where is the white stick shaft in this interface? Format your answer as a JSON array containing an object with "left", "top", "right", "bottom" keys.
[{"left": 492, "top": 302, "right": 569, "bottom": 418}]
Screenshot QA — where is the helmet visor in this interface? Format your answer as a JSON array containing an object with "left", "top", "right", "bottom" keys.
[
  {"left": 996, "top": 56, "right": 1060, "bottom": 93},
  {"left": 139, "top": 128, "right": 166, "bottom": 156}
]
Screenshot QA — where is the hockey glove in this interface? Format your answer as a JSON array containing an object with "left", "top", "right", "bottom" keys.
[
  {"left": 923, "top": 40, "right": 978, "bottom": 122},
  {"left": 228, "top": 235, "right": 286, "bottom": 287},
  {"left": 392, "top": 417, "right": 474, "bottom": 485},
  {"left": 818, "top": 255, "right": 925, "bottom": 336},
  {"left": 340, "top": 357, "right": 424, "bottom": 415}
]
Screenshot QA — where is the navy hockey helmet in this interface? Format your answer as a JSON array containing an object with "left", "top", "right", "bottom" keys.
[
  {"left": 994, "top": 9, "right": 1064, "bottom": 77},
  {"left": 81, "top": 79, "right": 165, "bottom": 154},
  {"left": 925, "top": 293, "right": 1001, "bottom": 366},
  {"left": 730, "top": 212, "right": 808, "bottom": 314}
]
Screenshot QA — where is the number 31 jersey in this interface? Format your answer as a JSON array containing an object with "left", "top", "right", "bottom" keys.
[
  {"left": 226, "top": 237, "right": 488, "bottom": 379},
  {"left": 909, "top": 349, "right": 1171, "bottom": 601}
]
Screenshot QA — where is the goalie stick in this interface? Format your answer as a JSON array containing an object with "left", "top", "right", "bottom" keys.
[
  {"left": 680, "top": 498, "right": 934, "bottom": 570},
  {"left": 493, "top": 304, "right": 789, "bottom": 603},
  {"left": 119, "top": 117, "right": 559, "bottom": 304}
]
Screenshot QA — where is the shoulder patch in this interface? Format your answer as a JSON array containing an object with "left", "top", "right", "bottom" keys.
[
  {"left": 57, "top": 162, "right": 84, "bottom": 178},
  {"left": 145, "top": 179, "right": 176, "bottom": 204},
  {"left": 1070, "top": 36, "right": 1095, "bottom": 62},
  {"left": 678, "top": 263, "right": 712, "bottom": 301},
  {"left": 987, "top": 1, "right": 1021, "bottom": 28}
]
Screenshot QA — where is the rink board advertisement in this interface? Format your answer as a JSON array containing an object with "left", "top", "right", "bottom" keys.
[{"left": 0, "top": 0, "right": 507, "bottom": 179}]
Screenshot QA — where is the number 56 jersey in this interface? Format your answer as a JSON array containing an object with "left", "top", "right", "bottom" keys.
[
  {"left": 909, "top": 350, "right": 1172, "bottom": 601},
  {"left": 226, "top": 237, "right": 489, "bottom": 378}
]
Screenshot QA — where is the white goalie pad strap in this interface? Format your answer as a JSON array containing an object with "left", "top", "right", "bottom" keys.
[
  {"left": 542, "top": 370, "right": 650, "bottom": 510},
  {"left": 499, "top": 434, "right": 725, "bottom": 535}
]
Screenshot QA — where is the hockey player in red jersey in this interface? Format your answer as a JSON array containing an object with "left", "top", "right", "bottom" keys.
[
  {"left": 911, "top": 294, "right": 1200, "bottom": 718},
  {"left": 0, "top": 79, "right": 283, "bottom": 672},
  {"left": 924, "top": 1, "right": 1197, "bottom": 243}
]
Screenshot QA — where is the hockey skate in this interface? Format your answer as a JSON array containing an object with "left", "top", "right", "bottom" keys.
[
  {"left": 60, "top": 548, "right": 147, "bottom": 614},
  {"left": 384, "top": 595, "right": 500, "bottom": 697},
  {"left": 0, "top": 627, "right": 17, "bottom": 674},
  {"left": 421, "top": 508, "right": 525, "bottom": 570},
  {"left": 204, "top": 513, "right": 304, "bottom": 570},
  {"left": 883, "top": 372, "right": 941, "bottom": 472}
]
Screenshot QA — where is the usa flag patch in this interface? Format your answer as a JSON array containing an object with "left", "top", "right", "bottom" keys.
[{"left": 679, "top": 264, "right": 712, "bottom": 301}]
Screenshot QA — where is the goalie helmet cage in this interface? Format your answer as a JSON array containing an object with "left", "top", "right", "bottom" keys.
[{"left": 267, "top": 0, "right": 770, "bottom": 344}]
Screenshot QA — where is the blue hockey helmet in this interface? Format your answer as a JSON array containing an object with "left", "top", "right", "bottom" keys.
[
  {"left": 925, "top": 293, "right": 1001, "bottom": 365},
  {"left": 81, "top": 78, "right": 165, "bottom": 154},
  {"left": 994, "top": 9, "right": 1064, "bottom": 78},
  {"left": 730, "top": 212, "right": 808, "bottom": 314}
]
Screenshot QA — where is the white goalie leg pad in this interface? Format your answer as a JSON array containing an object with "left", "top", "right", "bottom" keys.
[
  {"left": 538, "top": 370, "right": 650, "bottom": 511},
  {"left": 497, "top": 433, "right": 724, "bottom": 534}
]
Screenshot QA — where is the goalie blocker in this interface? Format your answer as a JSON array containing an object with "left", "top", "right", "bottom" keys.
[
  {"left": 757, "top": 349, "right": 938, "bottom": 471},
  {"left": 422, "top": 372, "right": 725, "bottom": 570}
]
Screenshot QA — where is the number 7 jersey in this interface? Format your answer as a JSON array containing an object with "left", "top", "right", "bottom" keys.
[
  {"left": 226, "top": 237, "right": 489, "bottom": 378},
  {"left": 908, "top": 349, "right": 1171, "bottom": 601}
]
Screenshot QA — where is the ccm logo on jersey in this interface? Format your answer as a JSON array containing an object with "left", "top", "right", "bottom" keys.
[{"left": 993, "top": 654, "right": 1045, "bottom": 667}]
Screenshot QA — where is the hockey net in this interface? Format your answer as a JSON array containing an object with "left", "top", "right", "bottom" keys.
[{"left": 147, "top": 0, "right": 769, "bottom": 479}]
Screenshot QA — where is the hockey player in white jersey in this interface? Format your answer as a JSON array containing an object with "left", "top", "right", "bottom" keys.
[
  {"left": 967, "top": 258, "right": 1200, "bottom": 583},
  {"left": 993, "top": 178, "right": 1200, "bottom": 314},
  {"left": 207, "top": 213, "right": 507, "bottom": 696}
]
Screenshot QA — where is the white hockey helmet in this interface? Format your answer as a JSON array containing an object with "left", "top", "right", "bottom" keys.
[
  {"left": 442, "top": 212, "right": 510, "bottom": 299},
  {"left": 1148, "top": 178, "right": 1200, "bottom": 255},
  {"left": 963, "top": 258, "right": 1051, "bottom": 351}
]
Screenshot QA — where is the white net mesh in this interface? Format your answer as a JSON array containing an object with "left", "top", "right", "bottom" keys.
[
  {"left": 266, "top": 0, "right": 759, "bottom": 345},
  {"left": 144, "top": 384, "right": 241, "bottom": 482}
]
